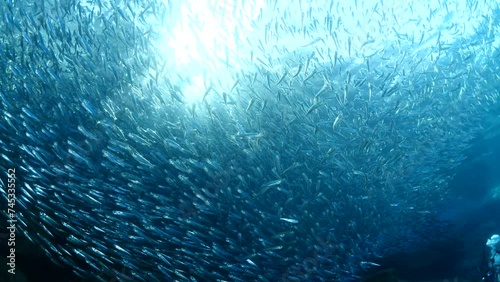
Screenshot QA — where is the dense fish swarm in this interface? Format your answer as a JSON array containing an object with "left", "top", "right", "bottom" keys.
[{"left": 1, "top": 0, "right": 499, "bottom": 281}]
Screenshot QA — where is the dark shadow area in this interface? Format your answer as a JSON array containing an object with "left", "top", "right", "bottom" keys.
[
  {"left": 363, "top": 130, "right": 500, "bottom": 282},
  {"left": 0, "top": 229, "right": 82, "bottom": 282}
]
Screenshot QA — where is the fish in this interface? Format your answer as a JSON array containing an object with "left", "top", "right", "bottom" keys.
[
  {"left": 280, "top": 218, "right": 299, "bottom": 224},
  {"left": 291, "top": 63, "right": 303, "bottom": 78},
  {"left": 305, "top": 100, "right": 323, "bottom": 116},
  {"left": 276, "top": 70, "right": 288, "bottom": 86},
  {"left": 256, "top": 179, "right": 283, "bottom": 196},
  {"left": 314, "top": 74, "right": 331, "bottom": 99},
  {"left": 0, "top": 1, "right": 499, "bottom": 282},
  {"left": 261, "top": 179, "right": 283, "bottom": 188},
  {"left": 246, "top": 97, "right": 255, "bottom": 112},
  {"left": 360, "top": 39, "right": 376, "bottom": 49},
  {"left": 301, "top": 37, "right": 325, "bottom": 48}
]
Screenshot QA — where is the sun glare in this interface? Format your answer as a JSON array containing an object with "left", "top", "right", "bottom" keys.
[{"left": 153, "top": 0, "right": 496, "bottom": 104}]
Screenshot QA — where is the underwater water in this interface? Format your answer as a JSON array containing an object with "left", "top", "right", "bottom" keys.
[{"left": 0, "top": 0, "right": 499, "bottom": 281}]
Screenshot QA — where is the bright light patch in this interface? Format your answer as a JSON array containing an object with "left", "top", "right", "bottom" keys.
[
  {"left": 154, "top": 0, "right": 496, "bottom": 104},
  {"left": 183, "top": 75, "right": 206, "bottom": 104},
  {"left": 155, "top": 0, "right": 264, "bottom": 104}
]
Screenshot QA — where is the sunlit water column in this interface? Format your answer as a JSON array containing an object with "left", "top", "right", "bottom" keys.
[
  {"left": 156, "top": 0, "right": 498, "bottom": 105},
  {"left": 156, "top": 0, "right": 265, "bottom": 104}
]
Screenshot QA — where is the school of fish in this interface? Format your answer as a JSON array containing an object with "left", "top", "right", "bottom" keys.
[{"left": 0, "top": 0, "right": 499, "bottom": 281}]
